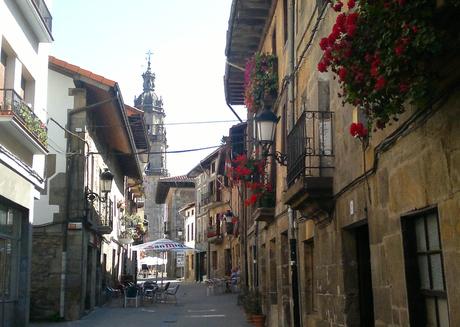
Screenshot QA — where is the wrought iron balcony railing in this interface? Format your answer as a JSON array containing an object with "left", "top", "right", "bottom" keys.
[
  {"left": 286, "top": 111, "right": 334, "bottom": 187},
  {"left": 32, "top": 0, "right": 53, "bottom": 34},
  {"left": 207, "top": 225, "right": 223, "bottom": 243},
  {"left": 199, "top": 189, "right": 222, "bottom": 208},
  {"left": 0, "top": 89, "right": 48, "bottom": 147},
  {"left": 85, "top": 188, "right": 113, "bottom": 234}
]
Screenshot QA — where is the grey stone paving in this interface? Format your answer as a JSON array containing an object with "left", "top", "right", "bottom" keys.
[{"left": 31, "top": 282, "right": 252, "bottom": 327}]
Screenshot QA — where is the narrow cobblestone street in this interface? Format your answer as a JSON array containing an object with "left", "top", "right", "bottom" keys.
[{"left": 31, "top": 283, "right": 251, "bottom": 327}]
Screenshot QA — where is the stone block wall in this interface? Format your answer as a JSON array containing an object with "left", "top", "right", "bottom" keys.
[{"left": 30, "top": 223, "right": 63, "bottom": 321}]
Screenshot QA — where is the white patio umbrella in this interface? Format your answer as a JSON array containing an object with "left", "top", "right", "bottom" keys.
[
  {"left": 132, "top": 238, "right": 194, "bottom": 252},
  {"left": 133, "top": 238, "right": 194, "bottom": 284}
]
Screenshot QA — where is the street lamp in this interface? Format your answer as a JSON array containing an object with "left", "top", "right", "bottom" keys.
[
  {"left": 86, "top": 168, "right": 114, "bottom": 202},
  {"left": 255, "top": 109, "right": 287, "bottom": 166}
]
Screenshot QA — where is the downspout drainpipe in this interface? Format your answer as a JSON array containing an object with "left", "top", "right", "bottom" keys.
[
  {"left": 288, "top": 1, "right": 301, "bottom": 326},
  {"left": 226, "top": 101, "right": 243, "bottom": 123}
]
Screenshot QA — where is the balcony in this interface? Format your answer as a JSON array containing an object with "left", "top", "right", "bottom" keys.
[
  {"left": 284, "top": 111, "right": 334, "bottom": 223},
  {"left": 16, "top": 0, "right": 53, "bottom": 42},
  {"left": 85, "top": 189, "right": 113, "bottom": 235},
  {"left": 207, "top": 226, "right": 222, "bottom": 244},
  {"left": 145, "top": 167, "right": 168, "bottom": 176},
  {"left": 97, "top": 198, "right": 114, "bottom": 234},
  {"left": 199, "top": 191, "right": 222, "bottom": 208},
  {"left": 0, "top": 89, "right": 48, "bottom": 154},
  {"left": 252, "top": 192, "right": 276, "bottom": 223}
]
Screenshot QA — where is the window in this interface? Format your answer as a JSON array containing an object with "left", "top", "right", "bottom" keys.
[
  {"left": 272, "top": 25, "right": 277, "bottom": 55},
  {"left": 191, "top": 209, "right": 194, "bottom": 216},
  {"left": 304, "top": 240, "right": 316, "bottom": 312},
  {"left": 212, "top": 251, "right": 217, "bottom": 270},
  {"left": 187, "top": 224, "right": 190, "bottom": 242},
  {"left": 0, "top": 50, "right": 7, "bottom": 90},
  {"left": 209, "top": 181, "right": 215, "bottom": 195},
  {"left": 211, "top": 162, "right": 216, "bottom": 174},
  {"left": 191, "top": 223, "right": 194, "bottom": 241},
  {"left": 403, "top": 209, "right": 449, "bottom": 327},
  {"left": 283, "top": 0, "right": 288, "bottom": 45}
]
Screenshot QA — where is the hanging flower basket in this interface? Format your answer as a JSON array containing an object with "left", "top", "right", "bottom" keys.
[
  {"left": 227, "top": 154, "right": 273, "bottom": 207},
  {"left": 244, "top": 53, "right": 278, "bottom": 112},
  {"left": 318, "top": 0, "right": 460, "bottom": 130}
]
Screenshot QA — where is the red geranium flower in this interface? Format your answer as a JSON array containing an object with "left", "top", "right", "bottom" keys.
[
  {"left": 399, "top": 82, "right": 410, "bottom": 93},
  {"left": 318, "top": 60, "right": 328, "bottom": 72},
  {"left": 332, "top": 1, "right": 343, "bottom": 12},
  {"left": 375, "top": 76, "right": 386, "bottom": 91},
  {"left": 319, "top": 37, "right": 330, "bottom": 50},
  {"left": 347, "top": 0, "right": 356, "bottom": 9},
  {"left": 349, "top": 122, "right": 368, "bottom": 138},
  {"left": 338, "top": 67, "right": 347, "bottom": 81}
]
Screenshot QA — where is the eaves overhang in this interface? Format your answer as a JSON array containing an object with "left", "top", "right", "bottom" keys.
[
  {"left": 224, "top": 0, "right": 271, "bottom": 105},
  {"left": 155, "top": 175, "right": 195, "bottom": 204}
]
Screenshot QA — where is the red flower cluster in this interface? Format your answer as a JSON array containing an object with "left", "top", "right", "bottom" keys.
[
  {"left": 243, "top": 53, "right": 278, "bottom": 112},
  {"left": 227, "top": 154, "right": 273, "bottom": 206},
  {"left": 244, "top": 194, "right": 258, "bottom": 206},
  {"left": 349, "top": 122, "right": 368, "bottom": 138}
]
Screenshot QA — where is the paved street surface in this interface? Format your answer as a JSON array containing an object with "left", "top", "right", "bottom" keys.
[{"left": 31, "top": 282, "right": 251, "bottom": 327}]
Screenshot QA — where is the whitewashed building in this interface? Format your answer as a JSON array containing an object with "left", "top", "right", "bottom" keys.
[
  {"left": 180, "top": 202, "right": 196, "bottom": 281},
  {"left": 0, "top": 0, "right": 52, "bottom": 325}
]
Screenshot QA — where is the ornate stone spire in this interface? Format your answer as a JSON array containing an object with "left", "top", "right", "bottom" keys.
[{"left": 134, "top": 51, "right": 162, "bottom": 112}]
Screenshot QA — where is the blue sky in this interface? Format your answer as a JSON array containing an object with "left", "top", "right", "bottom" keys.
[{"left": 50, "top": 0, "right": 245, "bottom": 176}]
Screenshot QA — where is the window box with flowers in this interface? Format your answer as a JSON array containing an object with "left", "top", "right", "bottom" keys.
[
  {"left": 227, "top": 153, "right": 277, "bottom": 223},
  {"left": 227, "top": 154, "right": 273, "bottom": 206},
  {"left": 118, "top": 230, "right": 134, "bottom": 245},
  {"left": 318, "top": 0, "right": 460, "bottom": 132},
  {"left": 244, "top": 53, "right": 278, "bottom": 112}
]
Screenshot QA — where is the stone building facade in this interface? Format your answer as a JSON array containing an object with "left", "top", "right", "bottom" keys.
[
  {"left": 188, "top": 147, "right": 241, "bottom": 282},
  {"left": 224, "top": 1, "right": 460, "bottom": 326},
  {"left": 155, "top": 176, "right": 195, "bottom": 278}
]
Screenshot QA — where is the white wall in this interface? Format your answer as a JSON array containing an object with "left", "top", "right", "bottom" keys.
[
  {"left": 185, "top": 206, "right": 196, "bottom": 249},
  {"left": 33, "top": 69, "right": 73, "bottom": 225},
  {"left": 0, "top": 0, "right": 52, "bottom": 223}
]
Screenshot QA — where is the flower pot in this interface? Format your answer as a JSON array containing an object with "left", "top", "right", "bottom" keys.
[
  {"left": 245, "top": 312, "right": 253, "bottom": 323},
  {"left": 118, "top": 237, "right": 133, "bottom": 245},
  {"left": 251, "top": 314, "right": 265, "bottom": 327}
]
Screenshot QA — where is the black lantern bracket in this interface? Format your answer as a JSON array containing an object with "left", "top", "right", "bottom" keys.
[{"left": 85, "top": 187, "right": 108, "bottom": 203}]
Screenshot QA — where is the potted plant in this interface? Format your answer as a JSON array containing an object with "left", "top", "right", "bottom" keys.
[
  {"left": 118, "top": 230, "right": 134, "bottom": 244},
  {"left": 318, "top": 0, "right": 460, "bottom": 131},
  {"left": 243, "top": 290, "right": 265, "bottom": 326},
  {"left": 244, "top": 53, "right": 278, "bottom": 112}
]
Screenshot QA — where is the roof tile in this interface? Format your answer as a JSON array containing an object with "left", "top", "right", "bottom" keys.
[{"left": 49, "top": 56, "right": 116, "bottom": 87}]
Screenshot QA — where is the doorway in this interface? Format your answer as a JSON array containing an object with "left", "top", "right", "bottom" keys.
[{"left": 356, "top": 225, "right": 374, "bottom": 326}]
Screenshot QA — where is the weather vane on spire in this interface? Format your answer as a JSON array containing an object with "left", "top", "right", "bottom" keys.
[{"left": 146, "top": 50, "right": 153, "bottom": 68}]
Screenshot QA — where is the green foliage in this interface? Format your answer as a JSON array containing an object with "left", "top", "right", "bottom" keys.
[
  {"left": 244, "top": 53, "right": 278, "bottom": 112},
  {"left": 16, "top": 102, "right": 47, "bottom": 145}
]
